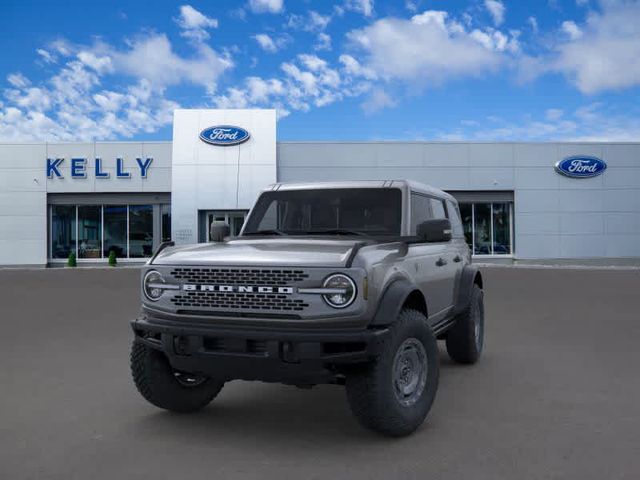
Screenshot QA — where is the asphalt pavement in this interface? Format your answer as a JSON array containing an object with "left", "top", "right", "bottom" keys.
[{"left": 1, "top": 266, "right": 639, "bottom": 480}]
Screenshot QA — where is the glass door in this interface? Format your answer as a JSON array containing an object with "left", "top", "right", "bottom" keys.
[{"left": 206, "top": 211, "right": 248, "bottom": 240}]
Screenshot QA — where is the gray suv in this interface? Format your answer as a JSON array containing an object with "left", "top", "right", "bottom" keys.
[{"left": 130, "top": 180, "right": 484, "bottom": 436}]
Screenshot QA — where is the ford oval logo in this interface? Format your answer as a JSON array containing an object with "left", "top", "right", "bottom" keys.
[
  {"left": 555, "top": 156, "right": 607, "bottom": 178},
  {"left": 199, "top": 125, "right": 250, "bottom": 146}
]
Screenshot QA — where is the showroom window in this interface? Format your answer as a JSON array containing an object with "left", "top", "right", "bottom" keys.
[
  {"left": 50, "top": 204, "right": 159, "bottom": 261},
  {"left": 161, "top": 204, "right": 171, "bottom": 242},
  {"left": 129, "top": 205, "right": 153, "bottom": 258},
  {"left": 51, "top": 205, "right": 76, "bottom": 259},
  {"left": 103, "top": 205, "right": 128, "bottom": 258},
  {"left": 459, "top": 202, "right": 513, "bottom": 255},
  {"left": 78, "top": 206, "right": 102, "bottom": 258}
]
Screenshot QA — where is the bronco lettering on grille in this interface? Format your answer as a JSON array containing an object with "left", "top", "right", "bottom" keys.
[{"left": 183, "top": 284, "right": 295, "bottom": 294}]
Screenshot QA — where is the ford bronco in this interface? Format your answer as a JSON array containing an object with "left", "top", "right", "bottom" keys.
[{"left": 130, "top": 180, "right": 484, "bottom": 436}]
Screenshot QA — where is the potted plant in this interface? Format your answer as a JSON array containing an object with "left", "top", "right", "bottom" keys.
[
  {"left": 67, "top": 252, "right": 77, "bottom": 267},
  {"left": 108, "top": 250, "right": 117, "bottom": 267}
]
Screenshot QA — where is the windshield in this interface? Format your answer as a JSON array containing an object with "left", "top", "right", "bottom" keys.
[{"left": 242, "top": 188, "right": 402, "bottom": 237}]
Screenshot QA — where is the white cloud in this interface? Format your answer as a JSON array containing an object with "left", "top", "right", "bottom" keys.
[
  {"left": 309, "top": 11, "right": 331, "bottom": 30},
  {"left": 528, "top": 16, "right": 538, "bottom": 33},
  {"left": 484, "top": 0, "right": 505, "bottom": 26},
  {"left": 469, "top": 28, "right": 519, "bottom": 53},
  {"left": 362, "top": 88, "right": 397, "bottom": 114},
  {"left": 253, "top": 34, "right": 278, "bottom": 53},
  {"left": 7, "top": 73, "right": 30, "bottom": 88},
  {"left": 36, "top": 48, "right": 57, "bottom": 64},
  {"left": 287, "top": 11, "right": 331, "bottom": 32},
  {"left": 527, "top": 2, "right": 640, "bottom": 94},
  {"left": 343, "top": 0, "right": 374, "bottom": 17},
  {"left": 77, "top": 50, "right": 113, "bottom": 74},
  {"left": 0, "top": 7, "right": 232, "bottom": 141},
  {"left": 338, "top": 54, "right": 377, "bottom": 80},
  {"left": 253, "top": 33, "right": 290, "bottom": 53},
  {"left": 545, "top": 108, "right": 563, "bottom": 121},
  {"left": 0, "top": 58, "right": 179, "bottom": 141},
  {"left": 248, "top": 0, "right": 283, "bottom": 14},
  {"left": 108, "top": 34, "right": 232, "bottom": 93},
  {"left": 346, "top": 10, "right": 515, "bottom": 86},
  {"left": 437, "top": 103, "right": 640, "bottom": 141},
  {"left": 213, "top": 53, "right": 373, "bottom": 116},
  {"left": 561, "top": 20, "right": 582, "bottom": 40},
  {"left": 174, "top": 5, "right": 218, "bottom": 42},
  {"left": 315, "top": 32, "right": 332, "bottom": 51},
  {"left": 405, "top": 1, "right": 418, "bottom": 13}
]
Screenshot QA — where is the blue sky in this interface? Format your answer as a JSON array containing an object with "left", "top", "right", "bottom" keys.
[{"left": 1, "top": 0, "right": 639, "bottom": 141}]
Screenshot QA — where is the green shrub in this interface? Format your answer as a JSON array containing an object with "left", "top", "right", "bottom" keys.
[
  {"left": 108, "top": 250, "right": 117, "bottom": 267},
  {"left": 67, "top": 252, "right": 77, "bottom": 267}
]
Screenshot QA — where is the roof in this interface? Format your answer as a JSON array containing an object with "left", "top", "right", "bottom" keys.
[{"left": 264, "top": 180, "right": 455, "bottom": 202}]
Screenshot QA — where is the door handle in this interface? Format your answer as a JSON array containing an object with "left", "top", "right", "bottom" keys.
[
  {"left": 436, "top": 257, "right": 447, "bottom": 267},
  {"left": 453, "top": 255, "right": 462, "bottom": 263}
]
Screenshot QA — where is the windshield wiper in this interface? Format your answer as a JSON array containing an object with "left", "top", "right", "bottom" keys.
[
  {"left": 242, "top": 229, "right": 286, "bottom": 236},
  {"left": 307, "top": 229, "right": 371, "bottom": 237}
]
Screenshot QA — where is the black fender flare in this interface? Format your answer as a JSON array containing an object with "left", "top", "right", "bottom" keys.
[
  {"left": 453, "top": 265, "right": 483, "bottom": 316},
  {"left": 370, "top": 278, "right": 424, "bottom": 326}
]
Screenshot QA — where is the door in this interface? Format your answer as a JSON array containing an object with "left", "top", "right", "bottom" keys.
[
  {"left": 205, "top": 211, "right": 248, "bottom": 240},
  {"left": 409, "top": 193, "right": 458, "bottom": 320}
]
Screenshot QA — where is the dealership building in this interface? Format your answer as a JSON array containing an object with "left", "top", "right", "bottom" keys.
[{"left": 0, "top": 108, "right": 638, "bottom": 267}]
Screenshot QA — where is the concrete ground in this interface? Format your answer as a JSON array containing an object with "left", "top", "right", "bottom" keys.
[{"left": 1, "top": 267, "right": 639, "bottom": 480}]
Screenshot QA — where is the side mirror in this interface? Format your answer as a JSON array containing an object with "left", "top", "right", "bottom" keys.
[
  {"left": 416, "top": 219, "right": 452, "bottom": 243},
  {"left": 209, "top": 221, "right": 230, "bottom": 242}
]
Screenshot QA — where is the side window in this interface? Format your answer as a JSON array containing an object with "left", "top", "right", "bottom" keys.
[
  {"left": 256, "top": 201, "right": 278, "bottom": 231},
  {"left": 430, "top": 198, "right": 447, "bottom": 219},
  {"left": 410, "top": 193, "right": 433, "bottom": 235},
  {"left": 410, "top": 193, "right": 432, "bottom": 234},
  {"left": 446, "top": 200, "right": 464, "bottom": 237}
]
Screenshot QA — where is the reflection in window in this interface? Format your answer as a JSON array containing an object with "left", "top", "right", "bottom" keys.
[
  {"left": 161, "top": 204, "right": 171, "bottom": 242},
  {"left": 78, "top": 206, "right": 102, "bottom": 258},
  {"left": 129, "top": 205, "right": 153, "bottom": 258},
  {"left": 104, "top": 205, "right": 127, "bottom": 258},
  {"left": 473, "top": 203, "right": 492, "bottom": 255},
  {"left": 447, "top": 200, "right": 464, "bottom": 238},
  {"left": 492, "top": 203, "right": 512, "bottom": 254},
  {"left": 459, "top": 202, "right": 513, "bottom": 255},
  {"left": 430, "top": 198, "right": 447, "bottom": 219},
  {"left": 410, "top": 194, "right": 432, "bottom": 234},
  {"left": 459, "top": 203, "right": 472, "bottom": 247},
  {"left": 51, "top": 205, "right": 76, "bottom": 259}
]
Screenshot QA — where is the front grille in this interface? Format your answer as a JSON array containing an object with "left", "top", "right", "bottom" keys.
[
  {"left": 170, "top": 268, "right": 309, "bottom": 286},
  {"left": 170, "top": 291, "right": 309, "bottom": 311}
]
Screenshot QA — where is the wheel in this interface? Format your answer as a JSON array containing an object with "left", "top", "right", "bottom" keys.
[
  {"left": 345, "top": 309, "right": 439, "bottom": 437},
  {"left": 446, "top": 284, "right": 484, "bottom": 364},
  {"left": 130, "top": 341, "right": 224, "bottom": 413}
]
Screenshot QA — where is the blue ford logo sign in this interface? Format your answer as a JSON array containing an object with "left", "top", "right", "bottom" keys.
[
  {"left": 555, "top": 156, "right": 607, "bottom": 178},
  {"left": 199, "top": 125, "right": 250, "bottom": 146}
]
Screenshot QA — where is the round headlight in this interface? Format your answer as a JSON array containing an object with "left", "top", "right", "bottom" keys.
[
  {"left": 143, "top": 270, "right": 165, "bottom": 301},
  {"left": 322, "top": 274, "right": 357, "bottom": 309}
]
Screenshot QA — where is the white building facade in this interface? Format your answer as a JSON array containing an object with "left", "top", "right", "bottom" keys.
[{"left": 0, "top": 109, "right": 638, "bottom": 267}]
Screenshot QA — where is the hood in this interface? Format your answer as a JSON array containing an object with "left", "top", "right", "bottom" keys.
[{"left": 152, "top": 238, "right": 365, "bottom": 268}]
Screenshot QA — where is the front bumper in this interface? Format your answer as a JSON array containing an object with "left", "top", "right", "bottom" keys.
[{"left": 131, "top": 315, "right": 389, "bottom": 385}]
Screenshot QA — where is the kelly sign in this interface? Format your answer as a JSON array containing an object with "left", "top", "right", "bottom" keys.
[{"left": 47, "top": 157, "right": 153, "bottom": 179}]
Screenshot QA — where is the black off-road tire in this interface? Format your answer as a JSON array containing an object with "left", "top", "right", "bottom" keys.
[
  {"left": 345, "top": 309, "right": 439, "bottom": 437},
  {"left": 130, "top": 341, "right": 224, "bottom": 413},
  {"left": 446, "top": 284, "right": 484, "bottom": 364}
]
